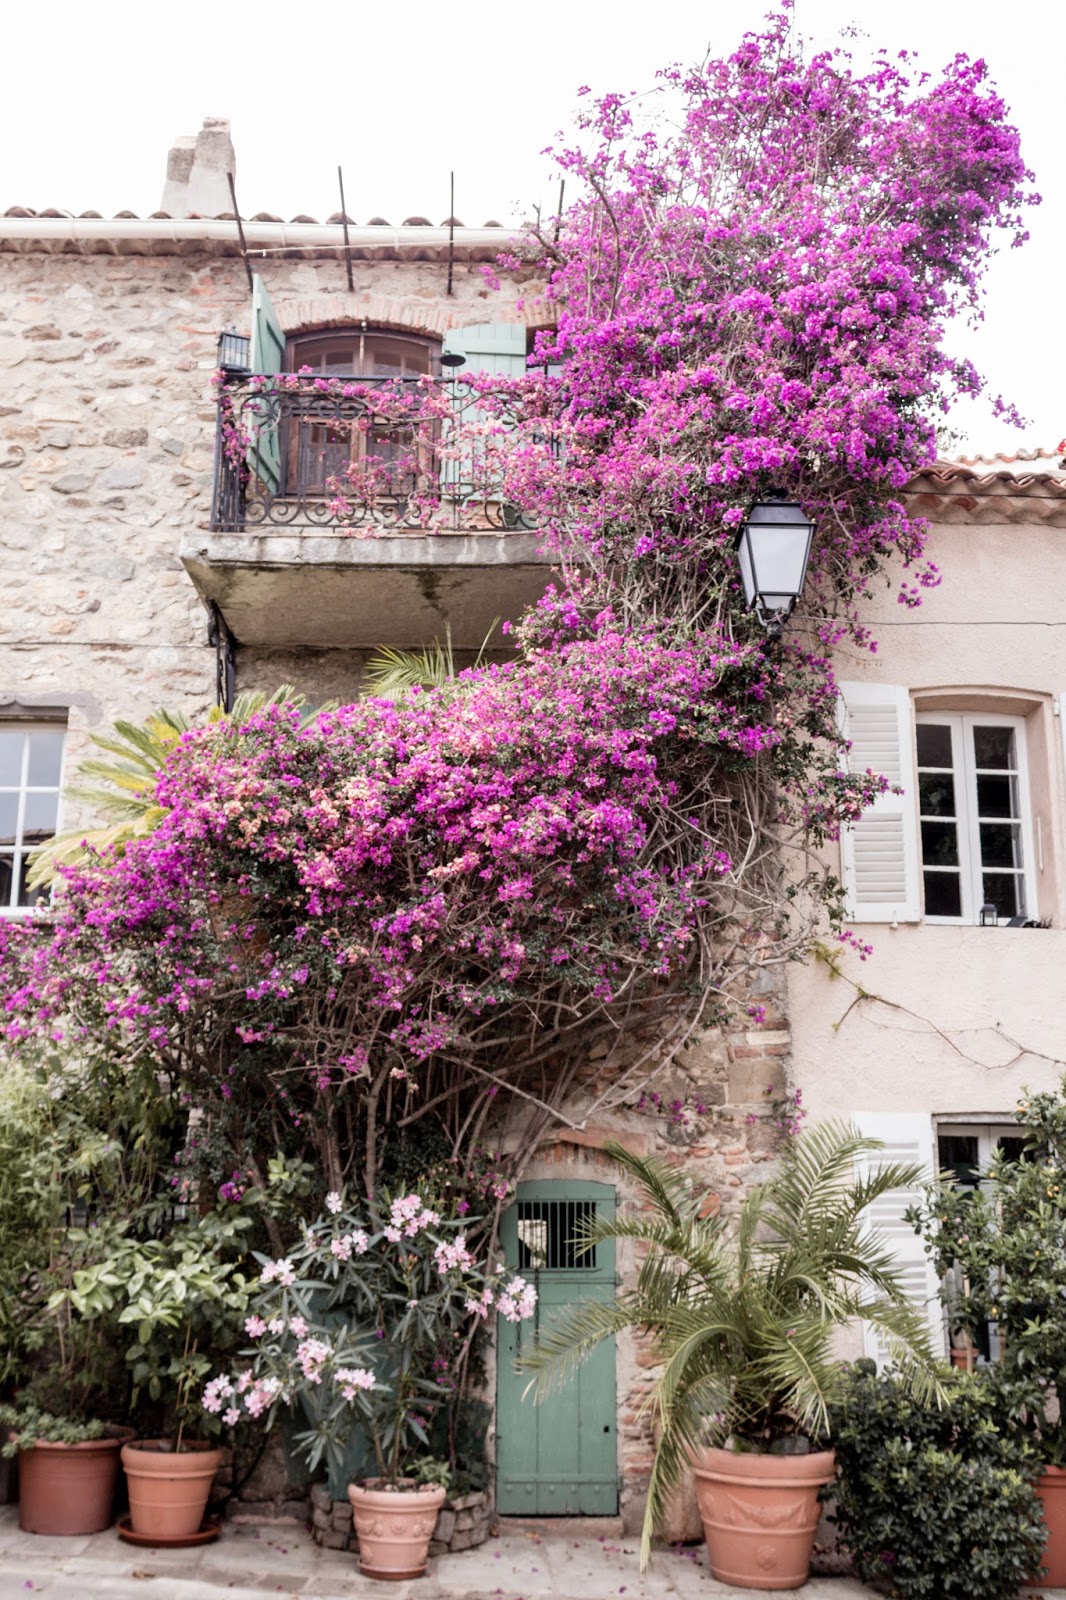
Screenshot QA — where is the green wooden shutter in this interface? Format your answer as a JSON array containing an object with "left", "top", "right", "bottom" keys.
[
  {"left": 440, "top": 323, "right": 527, "bottom": 505},
  {"left": 248, "top": 274, "right": 286, "bottom": 495}
]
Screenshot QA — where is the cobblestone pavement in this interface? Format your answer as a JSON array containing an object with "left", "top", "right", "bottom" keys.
[{"left": 1, "top": 1510, "right": 1064, "bottom": 1600}]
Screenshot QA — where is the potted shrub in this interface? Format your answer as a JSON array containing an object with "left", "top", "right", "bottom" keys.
[
  {"left": 910, "top": 1076, "right": 1066, "bottom": 1587},
  {"left": 523, "top": 1124, "right": 944, "bottom": 1589},
  {"left": 66, "top": 1210, "right": 252, "bottom": 1541},
  {"left": 205, "top": 1185, "right": 536, "bottom": 1579},
  {"left": 0, "top": 1055, "right": 165, "bottom": 1535}
]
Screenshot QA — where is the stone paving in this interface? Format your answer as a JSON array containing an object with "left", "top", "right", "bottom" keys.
[
  {"left": 0, "top": 1507, "right": 879, "bottom": 1600},
  {"left": 2, "top": 1509, "right": 1064, "bottom": 1600}
]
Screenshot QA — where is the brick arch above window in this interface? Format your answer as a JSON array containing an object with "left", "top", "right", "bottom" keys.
[{"left": 270, "top": 292, "right": 556, "bottom": 341}]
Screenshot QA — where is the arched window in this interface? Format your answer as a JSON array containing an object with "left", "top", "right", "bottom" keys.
[{"left": 281, "top": 328, "right": 442, "bottom": 499}]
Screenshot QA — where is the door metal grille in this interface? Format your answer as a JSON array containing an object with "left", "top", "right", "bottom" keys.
[{"left": 516, "top": 1199, "right": 596, "bottom": 1271}]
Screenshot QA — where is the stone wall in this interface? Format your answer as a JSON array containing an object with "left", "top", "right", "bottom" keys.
[{"left": 0, "top": 246, "right": 530, "bottom": 815}]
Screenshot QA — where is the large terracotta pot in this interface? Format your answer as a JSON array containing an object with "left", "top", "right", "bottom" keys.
[
  {"left": 121, "top": 1440, "right": 222, "bottom": 1539},
  {"left": 1032, "top": 1467, "right": 1066, "bottom": 1587},
  {"left": 691, "top": 1446, "right": 837, "bottom": 1591},
  {"left": 347, "top": 1480, "right": 447, "bottom": 1580},
  {"left": 17, "top": 1431, "right": 129, "bottom": 1535}
]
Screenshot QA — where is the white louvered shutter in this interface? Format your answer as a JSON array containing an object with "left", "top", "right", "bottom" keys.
[
  {"left": 853, "top": 1111, "right": 946, "bottom": 1364},
  {"left": 838, "top": 682, "right": 920, "bottom": 923}
]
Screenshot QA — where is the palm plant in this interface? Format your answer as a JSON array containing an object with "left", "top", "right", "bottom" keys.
[
  {"left": 27, "top": 686, "right": 334, "bottom": 890},
  {"left": 362, "top": 622, "right": 498, "bottom": 702},
  {"left": 522, "top": 1123, "right": 946, "bottom": 1565}
]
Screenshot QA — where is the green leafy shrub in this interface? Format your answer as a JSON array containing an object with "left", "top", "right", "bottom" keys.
[{"left": 830, "top": 1362, "right": 1044, "bottom": 1599}]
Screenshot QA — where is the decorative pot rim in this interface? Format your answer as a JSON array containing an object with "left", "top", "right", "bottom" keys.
[
  {"left": 348, "top": 1479, "right": 448, "bottom": 1500},
  {"left": 122, "top": 1438, "right": 220, "bottom": 1455},
  {"left": 12, "top": 1431, "right": 128, "bottom": 1453},
  {"left": 691, "top": 1444, "right": 836, "bottom": 1486}
]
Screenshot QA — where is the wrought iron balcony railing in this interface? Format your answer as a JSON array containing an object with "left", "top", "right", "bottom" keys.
[{"left": 210, "top": 371, "right": 538, "bottom": 535}]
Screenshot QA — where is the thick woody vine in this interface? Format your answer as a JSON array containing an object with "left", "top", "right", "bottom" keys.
[{"left": 0, "top": 10, "right": 1034, "bottom": 1212}]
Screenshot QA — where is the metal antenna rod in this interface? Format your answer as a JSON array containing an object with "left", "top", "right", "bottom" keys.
[
  {"left": 447, "top": 172, "right": 455, "bottom": 298},
  {"left": 337, "top": 165, "right": 354, "bottom": 292},
  {"left": 226, "top": 172, "right": 255, "bottom": 294}
]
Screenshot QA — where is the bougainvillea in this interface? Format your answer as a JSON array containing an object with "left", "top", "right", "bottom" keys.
[{"left": 0, "top": 8, "right": 1034, "bottom": 1197}]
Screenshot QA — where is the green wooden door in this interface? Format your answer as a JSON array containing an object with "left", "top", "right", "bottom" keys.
[{"left": 496, "top": 1180, "right": 618, "bottom": 1515}]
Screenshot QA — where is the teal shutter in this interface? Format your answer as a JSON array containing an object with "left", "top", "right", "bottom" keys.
[
  {"left": 248, "top": 274, "right": 286, "bottom": 495},
  {"left": 441, "top": 322, "right": 528, "bottom": 378},
  {"left": 440, "top": 323, "right": 527, "bottom": 506},
  {"left": 496, "top": 1180, "right": 618, "bottom": 1516}
]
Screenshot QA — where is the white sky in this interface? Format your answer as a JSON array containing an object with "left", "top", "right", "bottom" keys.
[{"left": 3, "top": 0, "right": 1061, "bottom": 454}]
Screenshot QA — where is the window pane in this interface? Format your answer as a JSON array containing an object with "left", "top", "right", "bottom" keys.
[
  {"left": 997, "top": 1136, "right": 1027, "bottom": 1165},
  {"left": 15, "top": 854, "right": 46, "bottom": 909},
  {"left": 979, "top": 822, "right": 1021, "bottom": 870},
  {"left": 982, "top": 873, "right": 1023, "bottom": 918},
  {"left": 924, "top": 872, "right": 962, "bottom": 917},
  {"left": 921, "top": 820, "right": 959, "bottom": 866},
  {"left": 976, "top": 774, "right": 1018, "bottom": 819},
  {"left": 0, "top": 792, "right": 18, "bottom": 846},
  {"left": 26, "top": 732, "right": 64, "bottom": 788},
  {"left": 0, "top": 853, "right": 12, "bottom": 908},
  {"left": 919, "top": 773, "right": 956, "bottom": 816},
  {"left": 21, "top": 790, "right": 58, "bottom": 843},
  {"left": 916, "top": 723, "right": 953, "bottom": 767},
  {"left": 973, "top": 726, "right": 1015, "bottom": 770},
  {"left": 0, "top": 732, "right": 25, "bottom": 788},
  {"left": 938, "top": 1134, "right": 980, "bottom": 1185}
]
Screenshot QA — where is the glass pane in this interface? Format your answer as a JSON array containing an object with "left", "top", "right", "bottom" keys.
[
  {"left": 0, "top": 852, "right": 12, "bottom": 907},
  {"left": 976, "top": 774, "right": 1018, "bottom": 819},
  {"left": 21, "top": 789, "right": 59, "bottom": 843},
  {"left": 979, "top": 822, "right": 1021, "bottom": 870},
  {"left": 973, "top": 726, "right": 1015, "bottom": 771},
  {"left": 982, "top": 873, "right": 1023, "bottom": 919},
  {"left": 0, "top": 731, "right": 25, "bottom": 788},
  {"left": 997, "top": 1136, "right": 1027, "bottom": 1165},
  {"left": 938, "top": 1134, "right": 980, "bottom": 1186},
  {"left": 919, "top": 773, "right": 955, "bottom": 816},
  {"left": 15, "top": 854, "right": 47, "bottom": 909},
  {"left": 924, "top": 872, "right": 962, "bottom": 917},
  {"left": 0, "top": 792, "right": 18, "bottom": 847},
  {"left": 921, "top": 821, "right": 959, "bottom": 867},
  {"left": 366, "top": 336, "right": 432, "bottom": 377},
  {"left": 26, "top": 732, "right": 64, "bottom": 788},
  {"left": 916, "top": 724, "right": 953, "bottom": 768}
]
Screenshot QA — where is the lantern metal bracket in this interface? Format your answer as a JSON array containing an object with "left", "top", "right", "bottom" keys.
[{"left": 208, "top": 603, "right": 236, "bottom": 713}]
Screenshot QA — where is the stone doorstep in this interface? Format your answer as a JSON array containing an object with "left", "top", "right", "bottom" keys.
[{"left": 497, "top": 1514, "right": 625, "bottom": 1539}]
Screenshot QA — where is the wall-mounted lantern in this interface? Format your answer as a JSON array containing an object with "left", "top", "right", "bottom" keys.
[
  {"left": 979, "top": 902, "right": 999, "bottom": 927},
  {"left": 216, "top": 327, "right": 251, "bottom": 374},
  {"left": 735, "top": 496, "right": 815, "bottom": 637}
]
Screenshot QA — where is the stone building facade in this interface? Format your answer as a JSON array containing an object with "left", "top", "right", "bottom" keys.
[{"left": 0, "top": 123, "right": 790, "bottom": 1531}]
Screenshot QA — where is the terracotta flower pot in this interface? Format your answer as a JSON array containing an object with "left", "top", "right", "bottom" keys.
[
  {"left": 690, "top": 1446, "right": 837, "bottom": 1591},
  {"left": 1031, "top": 1467, "right": 1066, "bottom": 1588},
  {"left": 121, "top": 1440, "right": 222, "bottom": 1540},
  {"left": 347, "top": 1480, "right": 447, "bottom": 1580},
  {"left": 16, "top": 1430, "right": 131, "bottom": 1536}
]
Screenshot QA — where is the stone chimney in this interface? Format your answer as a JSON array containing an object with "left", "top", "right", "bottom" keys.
[{"left": 161, "top": 118, "right": 236, "bottom": 218}]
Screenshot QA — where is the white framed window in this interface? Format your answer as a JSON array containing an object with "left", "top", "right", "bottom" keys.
[
  {"left": 915, "top": 713, "right": 1034, "bottom": 924},
  {"left": 0, "top": 725, "right": 65, "bottom": 914}
]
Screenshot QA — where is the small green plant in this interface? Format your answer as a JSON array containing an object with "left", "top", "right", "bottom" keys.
[
  {"left": 830, "top": 1362, "right": 1044, "bottom": 1600},
  {"left": 60, "top": 1211, "right": 252, "bottom": 1450},
  {"left": 0, "top": 1402, "right": 107, "bottom": 1457}
]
